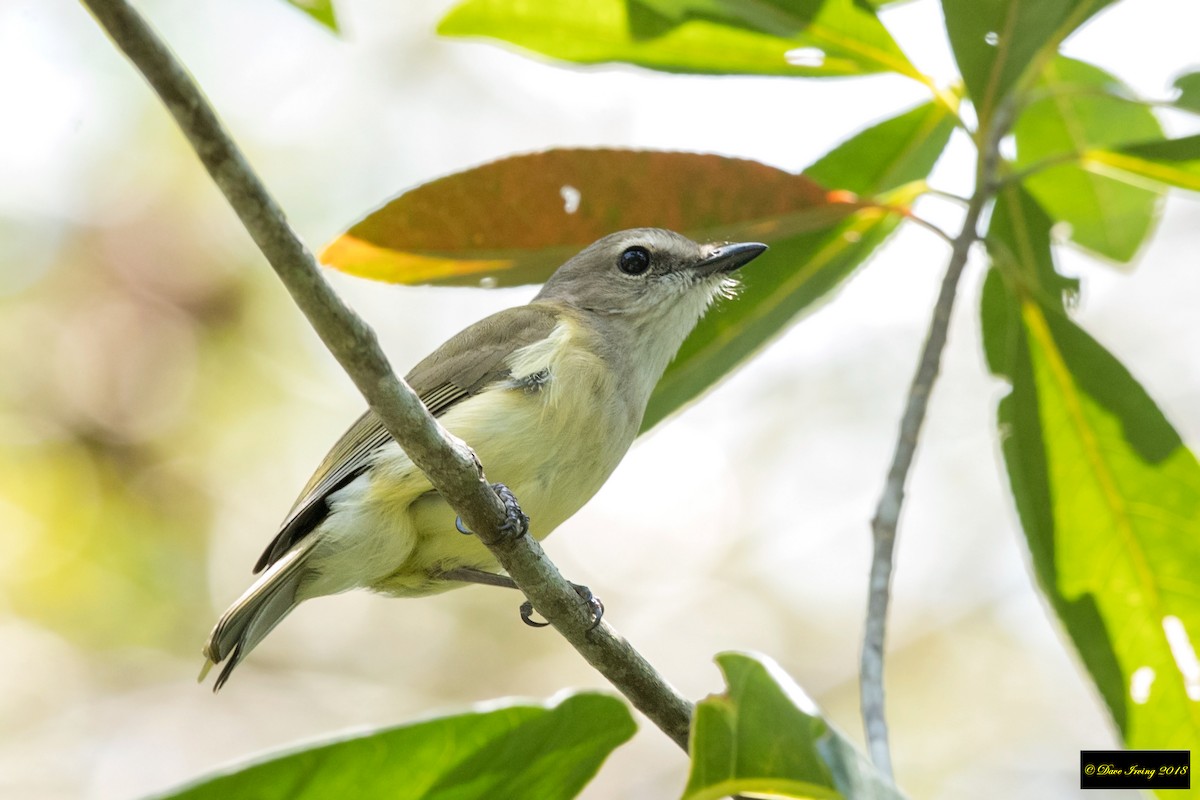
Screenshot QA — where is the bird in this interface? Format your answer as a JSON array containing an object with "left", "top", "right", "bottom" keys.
[{"left": 200, "top": 227, "right": 766, "bottom": 689}]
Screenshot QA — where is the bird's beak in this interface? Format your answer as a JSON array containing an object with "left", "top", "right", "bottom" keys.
[{"left": 694, "top": 241, "right": 768, "bottom": 276}]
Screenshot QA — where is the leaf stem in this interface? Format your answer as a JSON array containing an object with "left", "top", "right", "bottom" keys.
[
  {"left": 79, "top": 0, "right": 694, "bottom": 753},
  {"left": 904, "top": 213, "right": 955, "bottom": 246},
  {"left": 859, "top": 97, "right": 1015, "bottom": 777},
  {"left": 921, "top": 187, "right": 971, "bottom": 207},
  {"left": 912, "top": 75, "right": 964, "bottom": 126}
]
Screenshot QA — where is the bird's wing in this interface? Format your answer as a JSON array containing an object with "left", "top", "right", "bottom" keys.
[{"left": 252, "top": 304, "right": 561, "bottom": 573}]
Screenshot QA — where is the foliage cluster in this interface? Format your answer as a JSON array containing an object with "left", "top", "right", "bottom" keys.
[{"left": 141, "top": 0, "right": 1200, "bottom": 796}]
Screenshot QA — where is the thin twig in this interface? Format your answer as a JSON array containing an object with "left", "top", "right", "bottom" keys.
[
  {"left": 921, "top": 187, "right": 971, "bottom": 207},
  {"left": 79, "top": 0, "right": 694, "bottom": 752},
  {"left": 855, "top": 198, "right": 953, "bottom": 246},
  {"left": 904, "top": 213, "right": 955, "bottom": 246},
  {"left": 859, "top": 101, "right": 1015, "bottom": 777}
]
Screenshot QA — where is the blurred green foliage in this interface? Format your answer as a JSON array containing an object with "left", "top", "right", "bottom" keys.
[
  {"left": 1013, "top": 56, "right": 1164, "bottom": 263},
  {"left": 0, "top": 174, "right": 308, "bottom": 654}
]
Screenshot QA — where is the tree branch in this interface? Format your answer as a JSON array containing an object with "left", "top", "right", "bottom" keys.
[
  {"left": 859, "top": 102, "right": 1015, "bottom": 777},
  {"left": 79, "top": 0, "right": 693, "bottom": 752}
]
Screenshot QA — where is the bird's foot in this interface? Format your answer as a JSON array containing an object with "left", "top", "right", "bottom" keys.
[
  {"left": 520, "top": 583, "right": 605, "bottom": 631},
  {"left": 492, "top": 482, "right": 529, "bottom": 537},
  {"left": 455, "top": 482, "right": 529, "bottom": 538}
]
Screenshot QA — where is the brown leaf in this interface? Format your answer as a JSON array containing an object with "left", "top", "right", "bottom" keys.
[{"left": 321, "top": 149, "right": 862, "bottom": 286}]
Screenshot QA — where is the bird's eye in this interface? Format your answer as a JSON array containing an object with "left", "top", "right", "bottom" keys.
[{"left": 618, "top": 246, "right": 651, "bottom": 275}]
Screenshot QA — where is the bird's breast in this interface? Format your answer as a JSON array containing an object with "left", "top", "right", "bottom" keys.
[
  {"left": 362, "top": 315, "right": 649, "bottom": 596},
  {"left": 444, "top": 316, "right": 638, "bottom": 536}
]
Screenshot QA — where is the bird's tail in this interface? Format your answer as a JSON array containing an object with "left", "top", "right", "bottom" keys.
[{"left": 200, "top": 536, "right": 320, "bottom": 691}]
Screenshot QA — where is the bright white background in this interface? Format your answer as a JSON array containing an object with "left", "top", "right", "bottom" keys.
[{"left": 1, "top": 0, "right": 1198, "bottom": 798}]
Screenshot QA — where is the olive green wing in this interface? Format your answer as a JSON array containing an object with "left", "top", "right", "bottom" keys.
[{"left": 252, "top": 304, "right": 560, "bottom": 573}]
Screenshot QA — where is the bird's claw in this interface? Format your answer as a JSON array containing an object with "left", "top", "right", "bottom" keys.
[
  {"left": 520, "top": 583, "right": 605, "bottom": 631},
  {"left": 520, "top": 600, "right": 549, "bottom": 628},
  {"left": 577, "top": 584, "right": 605, "bottom": 630},
  {"left": 492, "top": 482, "right": 529, "bottom": 537},
  {"left": 455, "top": 482, "right": 529, "bottom": 538}
]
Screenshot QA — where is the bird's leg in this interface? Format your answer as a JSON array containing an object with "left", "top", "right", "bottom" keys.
[
  {"left": 447, "top": 484, "right": 599, "bottom": 628},
  {"left": 439, "top": 567, "right": 604, "bottom": 631},
  {"left": 455, "top": 482, "right": 529, "bottom": 538},
  {"left": 439, "top": 567, "right": 519, "bottom": 590}
]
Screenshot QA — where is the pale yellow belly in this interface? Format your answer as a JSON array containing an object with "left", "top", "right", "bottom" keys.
[{"left": 366, "top": 373, "right": 637, "bottom": 597}]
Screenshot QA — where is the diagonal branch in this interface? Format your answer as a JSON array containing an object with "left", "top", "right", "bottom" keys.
[
  {"left": 79, "top": 0, "right": 693, "bottom": 752},
  {"left": 860, "top": 104, "right": 1015, "bottom": 777}
]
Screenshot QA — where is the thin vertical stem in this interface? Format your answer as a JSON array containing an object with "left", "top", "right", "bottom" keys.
[{"left": 860, "top": 104, "right": 1013, "bottom": 776}]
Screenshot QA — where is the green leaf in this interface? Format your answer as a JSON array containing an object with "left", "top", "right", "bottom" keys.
[
  {"left": 150, "top": 693, "right": 634, "bottom": 800},
  {"left": 1172, "top": 71, "right": 1200, "bottom": 113},
  {"left": 804, "top": 99, "right": 960, "bottom": 196},
  {"left": 982, "top": 269, "right": 1200, "bottom": 755},
  {"left": 645, "top": 100, "right": 955, "bottom": 430},
  {"left": 438, "top": 0, "right": 923, "bottom": 79},
  {"left": 684, "top": 652, "right": 905, "bottom": 800},
  {"left": 1013, "top": 56, "right": 1165, "bottom": 263},
  {"left": 1083, "top": 135, "right": 1200, "bottom": 194},
  {"left": 941, "top": 0, "right": 1116, "bottom": 128},
  {"left": 984, "top": 184, "right": 1078, "bottom": 312},
  {"left": 980, "top": 269, "right": 1130, "bottom": 736},
  {"left": 284, "top": 0, "right": 339, "bottom": 33}
]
